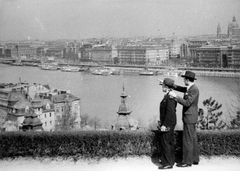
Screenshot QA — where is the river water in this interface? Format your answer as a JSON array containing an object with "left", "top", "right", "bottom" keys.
[{"left": 1, "top": 64, "right": 240, "bottom": 129}]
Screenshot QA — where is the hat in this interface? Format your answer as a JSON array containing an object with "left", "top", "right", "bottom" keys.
[
  {"left": 159, "top": 78, "right": 174, "bottom": 88},
  {"left": 181, "top": 71, "right": 197, "bottom": 80}
]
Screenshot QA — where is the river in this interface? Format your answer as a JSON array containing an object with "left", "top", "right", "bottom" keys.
[{"left": 0, "top": 64, "right": 240, "bottom": 130}]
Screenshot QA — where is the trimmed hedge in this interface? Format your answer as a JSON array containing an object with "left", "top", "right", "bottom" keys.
[{"left": 0, "top": 130, "right": 240, "bottom": 160}]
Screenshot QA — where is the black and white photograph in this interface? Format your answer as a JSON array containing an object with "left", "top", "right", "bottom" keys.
[{"left": 0, "top": 0, "right": 240, "bottom": 170}]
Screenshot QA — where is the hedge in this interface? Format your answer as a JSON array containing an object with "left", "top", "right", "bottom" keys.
[{"left": 0, "top": 130, "right": 240, "bottom": 160}]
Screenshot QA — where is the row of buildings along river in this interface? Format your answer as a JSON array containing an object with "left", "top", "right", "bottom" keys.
[{"left": 1, "top": 16, "right": 240, "bottom": 68}]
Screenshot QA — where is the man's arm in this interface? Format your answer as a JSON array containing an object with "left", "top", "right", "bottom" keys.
[
  {"left": 172, "top": 84, "right": 187, "bottom": 93},
  {"left": 176, "top": 88, "right": 199, "bottom": 107}
]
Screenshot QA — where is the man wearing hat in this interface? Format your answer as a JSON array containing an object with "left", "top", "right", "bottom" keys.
[
  {"left": 169, "top": 71, "right": 200, "bottom": 168},
  {"left": 158, "top": 78, "right": 177, "bottom": 169}
]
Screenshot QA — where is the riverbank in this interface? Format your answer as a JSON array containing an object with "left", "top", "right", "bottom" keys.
[
  {"left": 1, "top": 59, "right": 240, "bottom": 78},
  {"left": 1, "top": 156, "right": 240, "bottom": 171}
]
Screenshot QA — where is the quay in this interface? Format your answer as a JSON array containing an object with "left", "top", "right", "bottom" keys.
[{"left": 1, "top": 58, "right": 240, "bottom": 78}]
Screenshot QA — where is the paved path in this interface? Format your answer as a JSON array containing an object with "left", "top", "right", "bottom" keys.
[{"left": 0, "top": 156, "right": 240, "bottom": 171}]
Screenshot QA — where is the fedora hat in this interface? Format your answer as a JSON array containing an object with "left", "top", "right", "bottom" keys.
[
  {"left": 181, "top": 71, "right": 197, "bottom": 80},
  {"left": 159, "top": 78, "right": 174, "bottom": 88}
]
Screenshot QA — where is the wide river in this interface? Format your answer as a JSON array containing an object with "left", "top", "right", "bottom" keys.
[{"left": 1, "top": 64, "right": 240, "bottom": 129}]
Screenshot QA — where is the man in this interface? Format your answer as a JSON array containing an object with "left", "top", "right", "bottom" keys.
[
  {"left": 169, "top": 71, "right": 200, "bottom": 167},
  {"left": 158, "top": 78, "right": 177, "bottom": 169}
]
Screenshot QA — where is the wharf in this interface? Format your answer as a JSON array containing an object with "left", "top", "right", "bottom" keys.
[{"left": 194, "top": 71, "right": 240, "bottom": 78}]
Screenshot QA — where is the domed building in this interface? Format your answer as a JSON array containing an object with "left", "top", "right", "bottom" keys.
[
  {"left": 228, "top": 16, "right": 240, "bottom": 38},
  {"left": 22, "top": 109, "right": 43, "bottom": 131},
  {"left": 111, "top": 86, "right": 139, "bottom": 131}
]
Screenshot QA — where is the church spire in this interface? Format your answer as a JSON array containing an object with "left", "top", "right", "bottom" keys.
[{"left": 217, "top": 23, "right": 221, "bottom": 38}]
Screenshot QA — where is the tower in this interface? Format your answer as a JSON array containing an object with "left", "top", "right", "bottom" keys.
[
  {"left": 217, "top": 23, "right": 221, "bottom": 38},
  {"left": 228, "top": 22, "right": 232, "bottom": 38},
  {"left": 111, "top": 85, "right": 139, "bottom": 130}
]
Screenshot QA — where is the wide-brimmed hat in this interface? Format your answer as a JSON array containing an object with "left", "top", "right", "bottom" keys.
[
  {"left": 159, "top": 78, "right": 174, "bottom": 88},
  {"left": 181, "top": 71, "right": 197, "bottom": 80}
]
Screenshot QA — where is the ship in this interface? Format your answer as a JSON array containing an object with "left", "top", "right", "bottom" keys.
[
  {"left": 139, "top": 68, "right": 154, "bottom": 76},
  {"left": 91, "top": 67, "right": 112, "bottom": 76},
  {"left": 39, "top": 63, "right": 58, "bottom": 70},
  {"left": 60, "top": 65, "right": 80, "bottom": 72}
]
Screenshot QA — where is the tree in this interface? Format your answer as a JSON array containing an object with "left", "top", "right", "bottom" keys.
[
  {"left": 230, "top": 111, "right": 240, "bottom": 129},
  {"left": 197, "top": 97, "right": 227, "bottom": 130},
  {"left": 56, "top": 99, "right": 78, "bottom": 131},
  {"left": 227, "top": 79, "right": 240, "bottom": 129},
  {"left": 80, "top": 113, "right": 101, "bottom": 130}
]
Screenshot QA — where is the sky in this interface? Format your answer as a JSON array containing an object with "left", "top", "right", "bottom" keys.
[{"left": 0, "top": 0, "right": 240, "bottom": 40}]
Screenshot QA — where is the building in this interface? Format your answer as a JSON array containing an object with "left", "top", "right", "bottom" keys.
[
  {"left": 217, "top": 23, "right": 222, "bottom": 38},
  {"left": 3, "top": 45, "right": 37, "bottom": 59},
  {"left": 21, "top": 109, "right": 43, "bottom": 131},
  {"left": 0, "top": 83, "right": 32, "bottom": 131},
  {"left": 117, "top": 46, "right": 146, "bottom": 65},
  {"left": 226, "top": 45, "right": 240, "bottom": 68},
  {"left": 112, "top": 86, "right": 139, "bottom": 131},
  {"left": 52, "top": 92, "right": 81, "bottom": 130},
  {"left": 79, "top": 44, "right": 93, "bottom": 61},
  {"left": 145, "top": 46, "right": 169, "bottom": 65},
  {"left": 196, "top": 45, "right": 228, "bottom": 68},
  {"left": 0, "top": 82, "right": 81, "bottom": 132},
  {"left": 228, "top": 16, "right": 240, "bottom": 38},
  {"left": 117, "top": 46, "right": 169, "bottom": 65},
  {"left": 45, "top": 47, "right": 64, "bottom": 58},
  {"left": 31, "top": 95, "right": 55, "bottom": 131},
  {"left": 91, "top": 46, "right": 113, "bottom": 64},
  {"left": 64, "top": 42, "right": 81, "bottom": 60},
  {"left": 187, "top": 40, "right": 209, "bottom": 62}
]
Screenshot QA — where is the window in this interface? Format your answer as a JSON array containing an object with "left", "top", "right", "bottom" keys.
[
  {"left": 56, "top": 107, "right": 60, "bottom": 113},
  {"left": 46, "top": 103, "right": 50, "bottom": 110},
  {"left": 50, "top": 113, "right": 51, "bottom": 117},
  {"left": 45, "top": 122, "right": 47, "bottom": 127},
  {"left": 45, "top": 114, "right": 46, "bottom": 118},
  {"left": 50, "top": 121, "right": 52, "bottom": 125}
]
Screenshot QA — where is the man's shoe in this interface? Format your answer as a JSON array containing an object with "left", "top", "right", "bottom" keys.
[
  {"left": 176, "top": 163, "right": 191, "bottom": 167},
  {"left": 158, "top": 165, "right": 173, "bottom": 169},
  {"left": 193, "top": 162, "right": 199, "bottom": 165}
]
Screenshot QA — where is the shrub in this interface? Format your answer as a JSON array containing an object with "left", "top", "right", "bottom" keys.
[{"left": 0, "top": 130, "right": 240, "bottom": 160}]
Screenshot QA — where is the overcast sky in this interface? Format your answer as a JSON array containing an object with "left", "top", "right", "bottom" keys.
[{"left": 0, "top": 0, "right": 239, "bottom": 40}]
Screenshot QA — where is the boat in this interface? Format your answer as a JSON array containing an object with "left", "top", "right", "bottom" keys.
[
  {"left": 91, "top": 67, "right": 112, "bottom": 76},
  {"left": 39, "top": 63, "right": 58, "bottom": 70},
  {"left": 60, "top": 65, "right": 80, "bottom": 72},
  {"left": 23, "top": 62, "right": 39, "bottom": 67},
  {"left": 111, "top": 70, "right": 123, "bottom": 75},
  {"left": 11, "top": 62, "right": 23, "bottom": 66},
  {"left": 164, "top": 69, "right": 179, "bottom": 77},
  {"left": 79, "top": 66, "right": 89, "bottom": 71},
  {"left": 139, "top": 68, "right": 154, "bottom": 76},
  {"left": 2, "top": 60, "right": 14, "bottom": 64}
]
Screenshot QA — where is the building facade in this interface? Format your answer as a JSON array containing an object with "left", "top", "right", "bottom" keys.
[
  {"left": 52, "top": 92, "right": 81, "bottom": 130},
  {"left": 226, "top": 46, "right": 240, "bottom": 68},
  {"left": 196, "top": 45, "right": 228, "bottom": 68},
  {"left": 91, "top": 46, "right": 113, "bottom": 63},
  {"left": 118, "top": 46, "right": 146, "bottom": 65}
]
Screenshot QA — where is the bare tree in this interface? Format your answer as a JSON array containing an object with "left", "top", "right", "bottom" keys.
[{"left": 56, "top": 99, "right": 77, "bottom": 131}]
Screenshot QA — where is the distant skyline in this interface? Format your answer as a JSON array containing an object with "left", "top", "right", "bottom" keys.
[{"left": 0, "top": 0, "right": 240, "bottom": 40}]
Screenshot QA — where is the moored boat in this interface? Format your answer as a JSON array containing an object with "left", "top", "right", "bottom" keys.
[
  {"left": 164, "top": 69, "right": 179, "bottom": 77},
  {"left": 111, "top": 70, "right": 123, "bottom": 75},
  {"left": 39, "top": 63, "right": 58, "bottom": 70},
  {"left": 139, "top": 68, "right": 154, "bottom": 76},
  {"left": 60, "top": 65, "right": 80, "bottom": 72},
  {"left": 11, "top": 62, "right": 23, "bottom": 66},
  {"left": 91, "top": 67, "right": 112, "bottom": 75}
]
